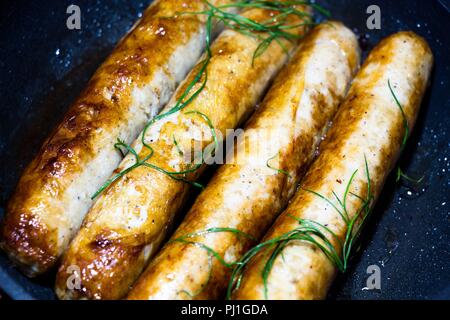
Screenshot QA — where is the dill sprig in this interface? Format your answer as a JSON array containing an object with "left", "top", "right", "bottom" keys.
[
  {"left": 173, "top": 134, "right": 184, "bottom": 156},
  {"left": 395, "top": 167, "right": 424, "bottom": 184},
  {"left": 182, "top": 0, "right": 324, "bottom": 64},
  {"left": 91, "top": 16, "right": 213, "bottom": 199},
  {"left": 388, "top": 80, "right": 425, "bottom": 185},
  {"left": 169, "top": 227, "right": 256, "bottom": 297},
  {"left": 92, "top": 110, "right": 220, "bottom": 198},
  {"left": 170, "top": 228, "right": 255, "bottom": 269},
  {"left": 224, "top": 81, "right": 417, "bottom": 298},
  {"left": 388, "top": 79, "right": 409, "bottom": 148},
  {"left": 266, "top": 152, "right": 291, "bottom": 177},
  {"left": 92, "top": 1, "right": 324, "bottom": 199},
  {"left": 226, "top": 155, "right": 374, "bottom": 299}
]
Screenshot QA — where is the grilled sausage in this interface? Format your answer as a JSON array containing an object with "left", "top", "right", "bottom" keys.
[
  {"left": 0, "top": 0, "right": 234, "bottom": 277},
  {"left": 126, "top": 21, "right": 360, "bottom": 300},
  {"left": 232, "top": 31, "right": 433, "bottom": 300},
  {"left": 55, "top": 4, "right": 312, "bottom": 300}
]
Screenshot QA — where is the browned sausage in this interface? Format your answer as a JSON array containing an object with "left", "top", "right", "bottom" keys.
[
  {"left": 232, "top": 31, "right": 433, "bottom": 300},
  {"left": 55, "top": 3, "right": 312, "bottom": 300},
  {"left": 126, "top": 21, "right": 360, "bottom": 300},
  {"left": 1, "top": 0, "right": 235, "bottom": 277}
]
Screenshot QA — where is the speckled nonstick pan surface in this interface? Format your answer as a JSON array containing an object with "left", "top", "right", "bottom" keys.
[{"left": 0, "top": 0, "right": 448, "bottom": 300}]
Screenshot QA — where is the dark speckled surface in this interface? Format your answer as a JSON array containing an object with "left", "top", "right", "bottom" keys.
[{"left": 0, "top": 0, "right": 449, "bottom": 300}]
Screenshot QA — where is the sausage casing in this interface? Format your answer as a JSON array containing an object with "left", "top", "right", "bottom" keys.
[
  {"left": 126, "top": 21, "right": 360, "bottom": 300},
  {"left": 55, "top": 4, "right": 311, "bottom": 300},
  {"left": 0, "top": 0, "right": 232, "bottom": 276},
  {"left": 232, "top": 31, "right": 433, "bottom": 300}
]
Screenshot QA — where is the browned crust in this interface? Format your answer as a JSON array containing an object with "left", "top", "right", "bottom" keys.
[
  {"left": 55, "top": 4, "right": 311, "bottom": 300},
  {"left": 0, "top": 0, "right": 220, "bottom": 276},
  {"left": 126, "top": 21, "right": 360, "bottom": 300},
  {"left": 232, "top": 31, "right": 433, "bottom": 300}
]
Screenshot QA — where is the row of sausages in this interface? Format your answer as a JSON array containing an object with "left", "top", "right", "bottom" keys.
[{"left": 0, "top": 0, "right": 433, "bottom": 300}]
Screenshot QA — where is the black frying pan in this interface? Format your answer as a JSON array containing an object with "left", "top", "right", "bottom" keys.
[{"left": 0, "top": 0, "right": 449, "bottom": 300}]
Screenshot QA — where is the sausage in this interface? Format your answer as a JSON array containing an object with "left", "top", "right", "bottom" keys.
[
  {"left": 232, "top": 31, "right": 433, "bottom": 300},
  {"left": 55, "top": 4, "right": 312, "bottom": 300},
  {"left": 0, "top": 0, "right": 234, "bottom": 277},
  {"left": 126, "top": 21, "right": 360, "bottom": 300}
]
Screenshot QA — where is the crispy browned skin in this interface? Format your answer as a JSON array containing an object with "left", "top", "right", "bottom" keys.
[
  {"left": 55, "top": 4, "right": 312, "bottom": 300},
  {"left": 0, "top": 0, "right": 234, "bottom": 277},
  {"left": 126, "top": 21, "right": 360, "bottom": 300},
  {"left": 232, "top": 31, "right": 433, "bottom": 300}
]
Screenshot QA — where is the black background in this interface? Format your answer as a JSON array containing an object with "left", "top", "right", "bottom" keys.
[{"left": 0, "top": 0, "right": 449, "bottom": 300}]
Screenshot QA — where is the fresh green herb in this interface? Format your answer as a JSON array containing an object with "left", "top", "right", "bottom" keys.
[
  {"left": 185, "top": 110, "right": 219, "bottom": 159},
  {"left": 91, "top": 138, "right": 145, "bottom": 199},
  {"left": 396, "top": 167, "right": 424, "bottom": 184},
  {"left": 266, "top": 152, "right": 291, "bottom": 177},
  {"left": 92, "top": 1, "right": 323, "bottom": 199},
  {"left": 92, "top": 112, "right": 219, "bottom": 199},
  {"left": 173, "top": 134, "right": 184, "bottom": 156},
  {"left": 183, "top": 1, "right": 323, "bottom": 64},
  {"left": 170, "top": 227, "right": 255, "bottom": 268},
  {"left": 388, "top": 79, "right": 409, "bottom": 147},
  {"left": 170, "top": 227, "right": 256, "bottom": 297},
  {"left": 224, "top": 81, "right": 418, "bottom": 297},
  {"left": 227, "top": 155, "right": 373, "bottom": 299},
  {"left": 113, "top": 138, "right": 127, "bottom": 157},
  {"left": 388, "top": 80, "right": 425, "bottom": 185}
]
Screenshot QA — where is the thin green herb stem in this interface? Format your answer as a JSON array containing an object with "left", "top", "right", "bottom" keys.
[
  {"left": 92, "top": 1, "right": 319, "bottom": 198},
  {"left": 266, "top": 152, "right": 291, "bottom": 177},
  {"left": 396, "top": 167, "right": 424, "bottom": 184},
  {"left": 388, "top": 80, "right": 426, "bottom": 186},
  {"left": 388, "top": 79, "right": 409, "bottom": 147},
  {"left": 170, "top": 227, "right": 257, "bottom": 295},
  {"left": 227, "top": 155, "right": 373, "bottom": 299}
]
